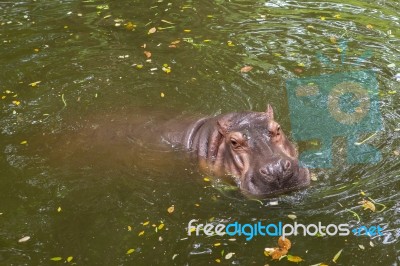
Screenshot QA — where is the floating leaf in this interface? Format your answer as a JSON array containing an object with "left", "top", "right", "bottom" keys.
[
  {"left": 394, "top": 150, "right": 399, "bottom": 156},
  {"left": 203, "top": 177, "right": 210, "bottom": 182},
  {"left": 144, "top": 51, "right": 151, "bottom": 58},
  {"left": 172, "top": 254, "right": 178, "bottom": 260},
  {"left": 158, "top": 223, "right": 164, "bottom": 230},
  {"left": 126, "top": 248, "right": 135, "bottom": 255},
  {"left": 264, "top": 247, "right": 275, "bottom": 256},
  {"left": 366, "top": 24, "right": 373, "bottom": 29},
  {"left": 214, "top": 243, "right": 221, "bottom": 246},
  {"left": 332, "top": 248, "right": 343, "bottom": 263},
  {"left": 358, "top": 244, "right": 365, "bottom": 250},
  {"left": 50, "top": 257, "right": 62, "bottom": 261},
  {"left": 67, "top": 256, "right": 73, "bottom": 262},
  {"left": 288, "top": 214, "right": 297, "bottom": 220},
  {"left": 330, "top": 36, "right": 337, "bottom": 43},
  {"left": 20, "top": 140, "right": 28, "bottom": 145},
  {"left": 333, "top": 14, "right": 341, "bottom": 19},
  {"left": 143, "top": 221, "right": 149, "bottom": 226},
  {"left": 18, "top": 236, "right": 30, "bottom": 243},
  {"left": 278, "top": 236, "right": 291, "bottom": 250},
  {"left": 57, "top": 207, "right": 62, "bottom": 212},
  {"left": 320, "top": 16, "right": 326, "bottom": 20},
  {"left": 128, "top": 225, "right": 132, "bottom": 231},
  {"left": 125, "top": 22, "right": 136, "bottom": 30},
  {"left": 360, "top": 199, "right": 376, "bottom": 212},
  {"left": 138, "top": 231, "right": 145, "bottom": 236},
  {"left": 12, "top": 100, "right": 21, "bottom": 106},
  {"left": 183, "top": 29, "right": 191, "bottom": 33},
  {"left": 287, "top": 255, "right": 304, "bottom": 262},
  {"left": 310, "top": 173, "right": 317, "bottom": 181},
  {"left": 167, "top": 205, "right": 175, "bottom": 213},
  {"left": 148, "top": 27, "right": 156, "bottom": 34},
  {"left": 225, "top": 252, "right": 235, "bottom": 260},
  {"left": 29, "top": 81, "right": 41, "bottom": 87},
  {"left": 215, "top": 259, "right": 221, "bottom": 263},
  {"left": 227, "top": 41, "right": 235, "bottom": 47},
  {"left": 240, "top": 66, "right": 253, "bottom": 73},
  {"left": 271, "top": 248, "right": 287, "bottom": 260},
  {"left": 160, "top": 92, "right": 165, "bottom": 98}
]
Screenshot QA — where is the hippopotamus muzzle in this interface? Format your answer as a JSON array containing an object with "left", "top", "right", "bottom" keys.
[{"left": 169, "top": 103, "right": 310, "bottom": 197}]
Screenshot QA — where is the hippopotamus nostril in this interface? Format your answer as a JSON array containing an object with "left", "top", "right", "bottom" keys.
[{"left": 259, "top": 168, "right": 269, "bottom": 176}]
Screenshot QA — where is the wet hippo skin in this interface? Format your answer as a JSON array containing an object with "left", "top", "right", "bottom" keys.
[{"left": 160, "top": 104, "right": 310, "bottom": 197}]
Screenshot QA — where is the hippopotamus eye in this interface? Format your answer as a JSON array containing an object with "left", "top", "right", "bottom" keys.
[{"left": 230, "top": 139, "right": 240, "bottom": 148}]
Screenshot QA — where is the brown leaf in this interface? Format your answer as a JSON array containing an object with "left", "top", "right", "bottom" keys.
[
  {"left": 169, "top": 45, "right": 177, "bottom": 48},
  {"left": 240, "top": 66, "right": 253, "bottom": 73},
  {"left": 144, "top": 51, "right": 152, "bottom": 58},
  {"left": 271, "top": 248, "right": 288, "bottom": 260},
  {"left": 278, "top": 236, "right": 291, "bottom": 250}
]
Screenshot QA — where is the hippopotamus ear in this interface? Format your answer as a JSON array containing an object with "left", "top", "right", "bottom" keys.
[
  {"left": 266, "top": 104, "right": 274, "bottom": 120},
  {"left": 217, "top": 116, "right": 231, "bottom": 136}
]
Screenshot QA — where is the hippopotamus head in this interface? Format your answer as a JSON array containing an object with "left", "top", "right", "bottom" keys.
[{"left": 215, "top": 104, "right": 310, "bottom": 197}]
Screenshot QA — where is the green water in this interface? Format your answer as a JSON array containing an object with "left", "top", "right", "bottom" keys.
[{"left": 0, "top": 0, "right": 399, "bottom": 265}]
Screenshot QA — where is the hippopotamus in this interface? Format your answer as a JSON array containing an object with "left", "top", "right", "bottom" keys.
[
  {"left": 34, "top": 104, "right": 309, "bottom": 197},
  {"left": 160, "top": 104, "right": 310, "bottom": 197}
]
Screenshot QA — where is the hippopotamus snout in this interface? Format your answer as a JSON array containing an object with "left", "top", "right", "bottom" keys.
[{"left": 259, "top": 159, "right": 294, "bottom": 186}]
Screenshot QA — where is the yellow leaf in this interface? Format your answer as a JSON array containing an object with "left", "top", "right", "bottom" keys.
[
  {"left": 67, "top": 256, "right": 73, "bottom": 262},
  {"left": 167, "top": 205, "right": 175, "bottom": 213},
  {"left": 12, "top": 100, "right": 21, "bottom": 106},
  {"left": 57, "top": 207, "right": 62, "bottom": 212},
  {"left": 5, "top": 90, "right": 12, "bottom": 94},
  {"left": 330, "top": 36, "right": 337, "bottom": 44},
  {"left": 183, "top": 29, "right": 191, "bottom": 33},
  {"left": 287, "top": 255, "right": 303, "bottom": 262},
  {"left": 50, "top": 257, "right": 62, "bottom": 261},
  {"left": 215, "top": 259, "right": 221, "bottom": 263},
  {"left": 143, "top": 221, "right": 149, "bottom": 226},
  {"left": 203, "top": 39, "right": 211, "bottom": 42},
  {"left": 214, "top": 243, "right": 221, "bottom": 246},
  {"left": 360, "top": 191, "right": 366, "bottom": 196},
  {"left": 34, "top": 48, "right": 39, "bottom": 52},
  {"left": 1, "top": 96, "right": 5, "bottom": 99},
  {"left": 333, "top": 14, "right": 341, "bottom": 19},
  {"left": 195, "top": 203, "right": 200, "bottom": 207},
  {"left": 203, "top": 177, "right": 210, "bottom": 182},
  {"left": 227, "top": 41, "right": 235, "bottom": 47},
  {"left": 158, "top": 223, "right": 164, "bottom": 230},
  {"left": 161, "top": 92, "right": 165, "bottom": 98},
  {"left": 20, "top": 140, "right": 28, "bottom": 145},
  {"left": 366, "top": 24, "right": 373, "bottom": 29},
  {"left": 360, "top": 199, "right": 376, "bottom": 212},
  {"left": 124, "top": 21, "right": 136, "bottom": 30},
  {"left": 148, "top": 27, "right": 156, "bottom": 34},
  {"left": 126, "top": 248, "right": 135, "bottom": 255},
  {"left": 320, "top": 16, "right": 326, "bottom": 20},
  {"left": 138, "top": 231, "right": 145, "bottom": 236},
  {"left": 128, "top": 225, "right": 132, "bottom": 231},
  {"left": 332, "top": 248, "right": 343, "bottom": 263},
  {"left": 297, "top": 63, "right": 305, "bottom": 67}
]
